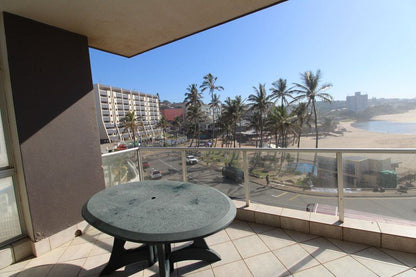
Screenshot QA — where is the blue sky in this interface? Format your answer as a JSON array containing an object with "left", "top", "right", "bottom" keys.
[{"left": 89, "top": 0, "right": 416, "bottom": 103}]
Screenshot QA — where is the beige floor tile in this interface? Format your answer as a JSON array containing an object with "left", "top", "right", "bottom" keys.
[
  {"left": 78, "top": 253, "right": 110, "bottom": 277},
  {"left": 352, "top": 247, "right": 409, "bottom": 276},
  {"left": 327, "top": 238, "right": 369, "bottom": 254},
  {"left": 225, "top": 221, "right": 254, "bottom": 240},
  {"left": 46, "top": 258, "right": 85, "bottom": 277},
  {"left": 89, "top": 237, "right": 113, "bottom": 256},
  {"left": 248, "top": 222, "right": 275, "bottom": 234},
  {"left": 182, "top": 268, "right": 214, "bottom": 277},
  {"left": 259, "top": 228, "right": 297, "bottom": 251},
  {"left": 233, "top": 235, "right": 269, "bottom": 259},
  {"left": 25, "top": 247, "right": 66, "bottom": 268},
  {"left": 205, "top": 230, "right": 230, "bottom": 246},
  {"left": 0, "top": 260, "right": 30, "bottom": 273},
  {"left": 273, "top": 244, "right": 320, "bottom": 274},
  {"left": 395, "top": 269, "right": 416, "bottom": 277},
  {"left": 70, "top": 235, "right": 94, "bottom": 246},
  {"left": 110, "top": 262, "right": 145, "bottom": 277},
  {"left": 84, "top": 226, "right": 102, "bottom": 236},
  {"left": 212, "top": 260, "right": 252, "bottom": 277},
  {"left": 244, "top": 252, "right": 289, "bottom": 277},
  {"left": 175, "top": 260, "right": 212, "bottom": 276},
  {"left": 0, "top": 270, "right": 21, "bottom": 277},
  {"left": 323, "top": 255, "right": 377, "bottom": 276},
  {"left": 210, "top": 241, "right": 242, "bottom": 267},
  {"left": 124, "top": 241, "right": 143, "bottom": 249},
  {"left": 380, "top": 248, "right": 416, "bottom": 267},
  {"left": 284, "top": 230, "right": 318, "bottom": 243},
  {"left": 15, "top": 264, "right": 54, "bottom": 277},
  {"left": 300, "top": 237, "right": 347, "bottom": 264},
  {"left": 58, "top": 242, "right": 94, "bottom": 262},
  {"left": 292, "top": 265, "right": 333, "bottom": 277}
]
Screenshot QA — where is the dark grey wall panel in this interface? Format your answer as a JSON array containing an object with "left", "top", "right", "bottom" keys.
[{"left": 4, "top": 12, "right": 105, "bottom": 239}]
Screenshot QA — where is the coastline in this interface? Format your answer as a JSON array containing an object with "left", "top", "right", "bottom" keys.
[{"left": 299, "top": 110, "right": 416, "bottom": 149}]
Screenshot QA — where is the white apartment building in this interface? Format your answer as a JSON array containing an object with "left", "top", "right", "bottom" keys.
[
  {"left": 346, "top": 91, "right": 368, "bottom": 112},
  {"left": 94, "top": 84, "right": 162, "bottom": 144}
]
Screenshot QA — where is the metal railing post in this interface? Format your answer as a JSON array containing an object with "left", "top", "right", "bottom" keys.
[
  {"left": 138, "top": 148, "right": 144, "bottom": 181},
  {"left": 336, "top": 152, "right": 345, "bottom": 222},
  {"left": 181, "top": 150, "right": 187, "bottom": 182},
  {"left": 243, "top": 150, "right": 250, "bottom": 207}
]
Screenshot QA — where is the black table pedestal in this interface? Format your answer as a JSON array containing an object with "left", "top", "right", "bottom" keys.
[
  {"left": 154, "top": 238, "right": 220, "bottom": 277},
  {"left": 100, "top": 238, "right": 156, "bottom": 276},
  {"left": 170, "top": 238, "right": 220, "bottom": 264}
]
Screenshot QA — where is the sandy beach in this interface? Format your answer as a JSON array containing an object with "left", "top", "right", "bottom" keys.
[{"left": 299, "top": 109, "right": 416, "bottom": 149}]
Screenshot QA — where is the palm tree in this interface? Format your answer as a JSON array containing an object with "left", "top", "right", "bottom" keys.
[
  {"left": 209, "top": 93, "right": 221, "bottom": 146},
  {"left": 120, "top": 110, "right": 138, "bottom": 145},
  {"left": 293, "top": 102, "right": 310, "bottom": 148},
  {"left": 293, "top": 70, "right": 333, "bottom": 148},
  {"left": 270, "top": 78, "right": 294, "bottom": 107},
  {"left": 184, "top": 84, "right": 203, "bottom": 147},
  {"left": 248, "top": 84, "right": 272, "bottom": 148},
  {"left": 184, "top": 84, "right": 202, "bottom": 107},
  {"left": 186, "top": 105, "right": 203, "bottom": 147},
  {"left": 266, "top": 105, "right": 297, "bottom": 148},
  {"left": 222, "top": 96, "right": 246, "bottom": 147},
  {"left": 200, "top": 73, "right": 224, "bottom": 143},
  {"left": 156, "top": 116, "right": 169, "bottom": 146}
]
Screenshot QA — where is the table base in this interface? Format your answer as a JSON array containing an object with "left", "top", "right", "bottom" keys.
[
  {"left": 101, "top": 238, "right": 220, "bottom": 276},
  {"left": 100, "top": 238, "right": 156, "bottom": 276}
]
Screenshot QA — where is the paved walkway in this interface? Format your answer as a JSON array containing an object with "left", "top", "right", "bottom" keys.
[{"left": 1, "top": 220, "right": 415, "bottom": 276}]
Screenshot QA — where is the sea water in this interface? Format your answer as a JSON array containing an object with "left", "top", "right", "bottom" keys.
[{"left": 352, "top": 120, "right": 416, "bottom": 135}]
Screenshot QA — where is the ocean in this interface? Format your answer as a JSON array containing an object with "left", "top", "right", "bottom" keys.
[{"left": 352, "top": 120, "right": 416, "bottom": 135}]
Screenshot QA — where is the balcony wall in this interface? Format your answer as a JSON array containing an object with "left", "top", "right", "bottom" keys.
[{"left": 3, "top": 13, "right": 105, "bottom": 241}]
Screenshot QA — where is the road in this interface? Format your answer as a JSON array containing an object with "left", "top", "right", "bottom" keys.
[{"left": 141, "top": 152, "right": 416, "bottom": 225}]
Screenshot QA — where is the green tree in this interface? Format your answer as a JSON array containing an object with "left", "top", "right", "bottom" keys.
[
  {"left": 209, "top": 93, "right": 221, "bottom": 146},
  {"left": 184, "top": 84, "right": 202, "bottom": 107},
  {"left": 270, "top": 78, "right": 294, "bottom": 107},
  {"left": 222, "top": 96, "right": 246, "bottom": 147},
  {"left": 184, "top": 84, "right": 203, "bottom": 147},
  {"left": 200, "top": 73, "right": 224, "bottom": 144},
  {"left": 156, "top": 115, "right": 169, "bottom": 146},
  {"left": 293, "top": 70, "right": 333, "bottom": 148},
  {"left": 120, "top": 110, "right": 138, "bottom": 145},
  {"left": 248, "top": 84, "right": 272, "bottom": 148},
  {"left": 266, "top": 105, "right": 297, "bottom": 148},
  {"left": 293, "top": 102, "right": 310, "bottom": 148},
  {"left": 185, "top": 105, "right": 203, "bottom": 147}
]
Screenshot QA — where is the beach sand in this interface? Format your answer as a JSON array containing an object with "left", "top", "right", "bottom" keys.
[
  {"left": 295, "top": 110, "right": 416, "bottom": 174},
  {"left": 299, "top": 109, "right": 416, "bottom": 149}
]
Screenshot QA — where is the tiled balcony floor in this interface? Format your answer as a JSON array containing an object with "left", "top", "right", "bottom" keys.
[{"left": 1, "top": 220, "right": 415, "bottom": 277}]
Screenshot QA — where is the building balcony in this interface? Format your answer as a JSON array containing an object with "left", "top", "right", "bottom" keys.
[{"left": 1, "top": 216, "right": 415, "bottom": 276}]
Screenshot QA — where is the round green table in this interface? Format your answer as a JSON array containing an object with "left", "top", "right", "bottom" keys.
[{"left": 82, "top": 180, "right": 236, "bottom": 276}]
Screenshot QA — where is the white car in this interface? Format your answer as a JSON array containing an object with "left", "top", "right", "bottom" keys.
[
  {"left": 150, "top": 169, "right": 162, "bottom": 179},
  {"left": 186, "top": 155, "right": 198, "bottom": 165}
]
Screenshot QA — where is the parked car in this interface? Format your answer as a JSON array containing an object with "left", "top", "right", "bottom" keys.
[
  {"left": 142, "top": 161, "right": 150, "bottom": 169},
  {"left": 116, "top": 143, "right": 127, "bottom": 151},
  {"left": 150, "top": 169, "right": 162, "bottom": 179},
  {"left": 222, "top": 165, "right": 244, "bottom": 183},
  {"left": 186, "top": 155, "right": 198, "bottom": 165}
]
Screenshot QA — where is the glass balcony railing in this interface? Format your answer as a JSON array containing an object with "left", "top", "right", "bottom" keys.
[{"left": 101, "top": 147, "right": 416, "bottom": 226}]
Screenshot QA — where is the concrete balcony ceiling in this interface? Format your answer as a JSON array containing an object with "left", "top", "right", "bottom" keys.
[{"left": 2, "top": 0, "right": 286, "bottom": 57}]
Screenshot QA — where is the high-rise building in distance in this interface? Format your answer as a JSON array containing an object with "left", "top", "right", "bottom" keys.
[
  {"left": 346, "top": 91, "right": 368, "bottom": 112},
  {"left": 94, "top": 84, "right": 162, "bottom": 144}
]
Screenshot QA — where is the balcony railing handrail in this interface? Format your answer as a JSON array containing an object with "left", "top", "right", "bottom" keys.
[
  {"left": 102, "top": 146, "right": 416, "bottom": 223},
  {"left": 102, "top": 146, "right": 416, "bottom": 155}
]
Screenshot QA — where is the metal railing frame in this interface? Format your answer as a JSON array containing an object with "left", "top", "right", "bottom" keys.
[{"left": 103, "top": 147, "right": 416, "bottom": 223}]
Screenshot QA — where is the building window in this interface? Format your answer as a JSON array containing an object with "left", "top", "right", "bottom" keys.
[{"left": 0, "top": 109, "right": 22, "bottom": 245}]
